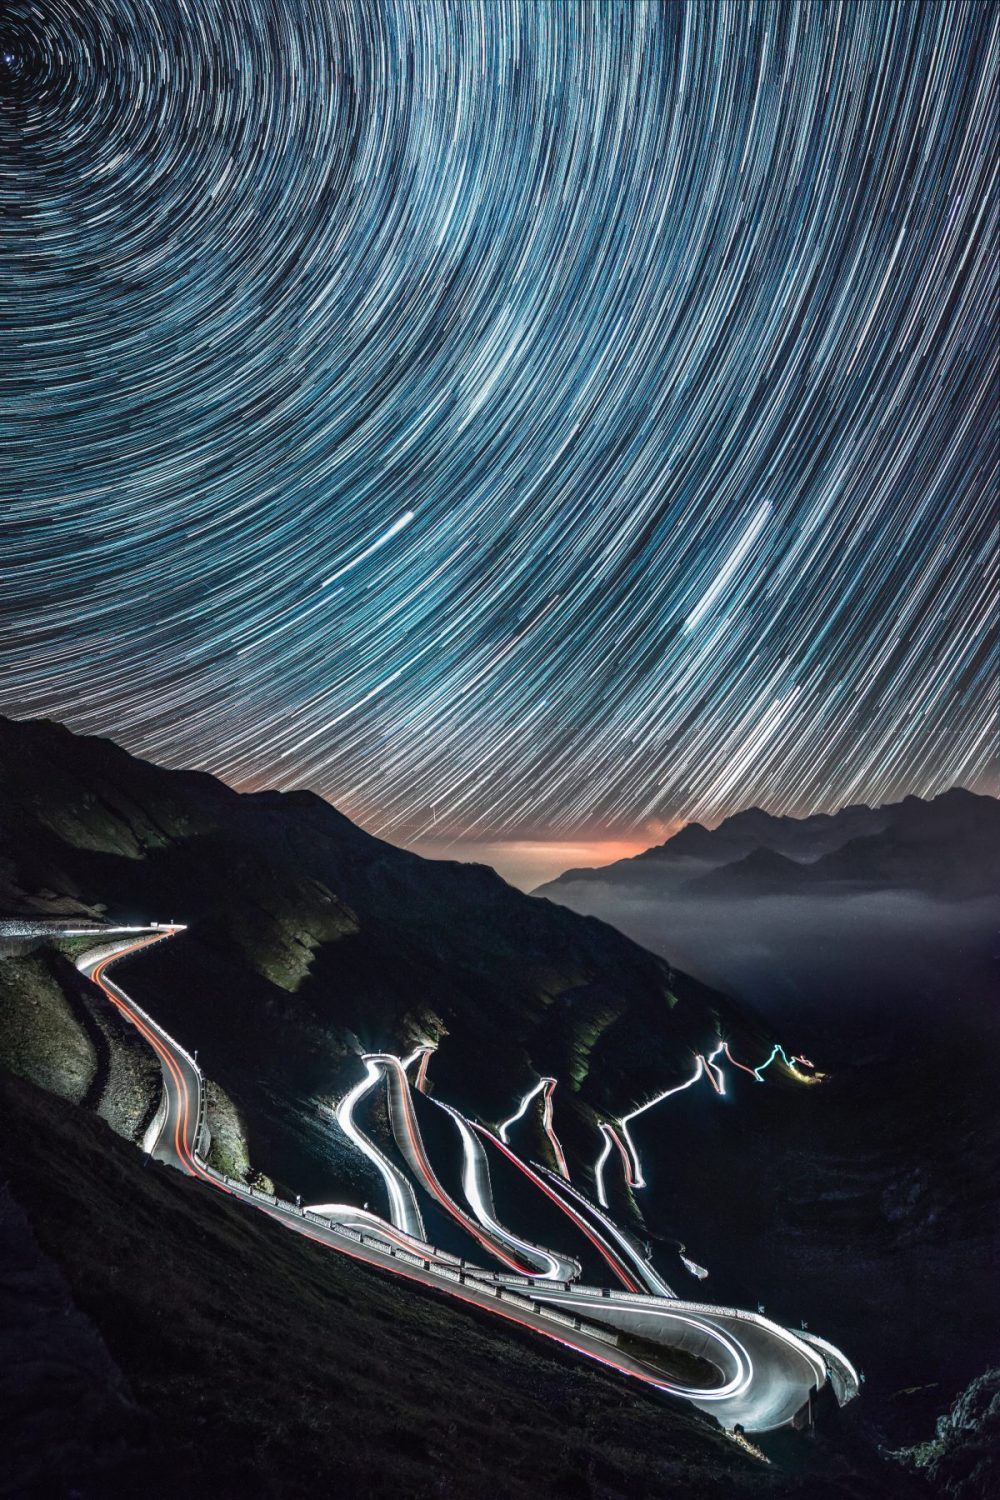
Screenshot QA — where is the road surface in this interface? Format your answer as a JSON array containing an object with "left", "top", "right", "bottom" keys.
[{"left": 71, "top": 925, "right": 858, "bottom": 1432}]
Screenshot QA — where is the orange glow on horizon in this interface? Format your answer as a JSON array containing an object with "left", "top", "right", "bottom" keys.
[
  {"left": 404, "top": 833, "right": 678, "bottom": 891},
  {"left": 231, "top": 774, "right": 683, "bottom": 889}
]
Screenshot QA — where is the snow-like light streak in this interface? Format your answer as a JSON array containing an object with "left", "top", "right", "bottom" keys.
[
  {"left": 535, "top": 1166, "right": 677, "bottom": 1300},
  {"left": 498, "top": 1078, "right": 549, "bottom": 1143},
  {"left": 619, "top": 1056, "right": 706, "bottom": 1190},
  {"left": 334, "top": 1060, "right": 426, "bottom": 1240},
  {"left": 435, "top": 1101, "right": 574, "bottom": 1280}
]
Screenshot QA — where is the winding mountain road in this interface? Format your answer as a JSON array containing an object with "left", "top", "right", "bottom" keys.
[{"left": 71, "top": 924, "right": 857, "bottom": 1433}]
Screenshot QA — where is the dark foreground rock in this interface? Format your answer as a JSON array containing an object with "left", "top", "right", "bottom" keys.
[
  {"left": 895, "top": 1367, "right": 1000, "bottom": 1500},
  {"left": 0, "top": 1069, "right": 923, "bottom": 1500}
]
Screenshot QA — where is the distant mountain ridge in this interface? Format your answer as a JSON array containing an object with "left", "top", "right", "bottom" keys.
[{"left": 536, "top": 787, "right": 1000, "bottom": 901}]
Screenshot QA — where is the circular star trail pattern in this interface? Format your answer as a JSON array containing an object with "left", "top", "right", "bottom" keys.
[{"left": 1, "top": 1, "right": 997, "bottom": 845}]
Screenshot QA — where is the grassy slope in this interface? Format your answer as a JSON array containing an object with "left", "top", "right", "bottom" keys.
[{"left": 0, "top": 1069, "right": 914, "bottom": 1500}]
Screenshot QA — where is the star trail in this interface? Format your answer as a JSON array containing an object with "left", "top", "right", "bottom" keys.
[{"left": 1, "top": 1, "right": 996, "bottom": 861}]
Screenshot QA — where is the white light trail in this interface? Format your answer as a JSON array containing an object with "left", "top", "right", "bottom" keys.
[
  {"left": 723, "top": 1041, "right": 804, "bottom": 1082},
  {"left": 437, "top": 1101, "right": 571, "bottom": 1279},
  {"left": 620, "top": 1056, "right": 706, "bottom": 1190},
  {"left": 541, "top": 1078, "right": 570, "bottom": 1179},
  {"left": 594, "top": 1122, "right": 636, "bottom": 1207},
  {"left": 74, "top": 923, "right": 860, "bottom": 1433},
  {"left": 536, "top": 1166, "right": 676, "bottom": 1299},
  {"left": 0, "top": 922, "right": 184, "bottom": 938},
  {"left": 597, "top": 1039, "right": 818, "bottom": 1206},
  {"left": 535, "top": 1298, "right": 753, "bottom": 1401},
  {"left": 414, "top": 1048, "right": 433, "bottom": 1091},
  {"left": 594, "top": 1125, "right": 614, "bottom": 1208},
  {"left": 334, "top": 1059, "right": 426, "bottom": 1239},
  {"left": 700, "top": 1043, "right": 726, "bottom": 1094},
  {"left": 371, "top": 1053, "right": 536, "bottom": 1274},
  {"left": 498, "top": 1078, "right": 548, "bottom": 1142},
  {"left": 498, "top": 1075, "right": 570, "bottom": 1177}
]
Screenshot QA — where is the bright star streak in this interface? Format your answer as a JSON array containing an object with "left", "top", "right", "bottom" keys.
[
  {"left": 321, "top": 511, "right": 415, "bottom": 589},
  {"left": 684, "top": 502, "right": 772, "bottom": 633}
]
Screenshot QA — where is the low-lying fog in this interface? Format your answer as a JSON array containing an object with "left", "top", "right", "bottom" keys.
[{"left": 536, "top": 885, "right": 999, "bottom": 1060}]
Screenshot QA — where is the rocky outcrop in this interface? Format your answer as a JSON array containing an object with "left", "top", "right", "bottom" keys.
[
  {"left": 894, "top": 1366, "right": 1000, "bottom": 1499},
  {"left": 71, "top": 963, "right": 163, "bottom": 1144},
  {"left": 0, "top": 941, "right": 216, "bottom": 1158},
  {"left": 0, "top": 951, "right": 96, "bottom": 1106},
  {"left": 204, "top": 1078, "right": 273, "bottom": 1191}
]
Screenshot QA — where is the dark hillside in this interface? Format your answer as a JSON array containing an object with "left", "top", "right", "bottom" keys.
[
  {"left": 0, "top": 713, "right": 773, "bottom": 1208},
  {"left": 0, "top": 1068, "right": 920, "bottom": 1500},
  {"left": 531, "top": 784, "right": 1000, "bottom": 1454}
]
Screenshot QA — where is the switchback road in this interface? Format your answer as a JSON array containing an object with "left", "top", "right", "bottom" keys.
[{"left": 73, "top": 925, "right": 857, "bottom": 1433}]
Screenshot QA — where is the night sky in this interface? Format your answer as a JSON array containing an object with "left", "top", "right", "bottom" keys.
[{"left": 2, "top": 2, "right": 996, "bottom": 886}]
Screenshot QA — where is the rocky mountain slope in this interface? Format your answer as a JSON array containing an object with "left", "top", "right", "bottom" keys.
[
  {"left": 0, "top": 713, "right": 777, "bottom": 1213},
  {"left": 895, "top": 1365, "right": 1000, "bottom": 1500}
]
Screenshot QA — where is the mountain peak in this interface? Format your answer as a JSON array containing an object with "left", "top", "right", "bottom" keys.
[{"left": 536, "top": 785, "right": 997, "bottom": 895}]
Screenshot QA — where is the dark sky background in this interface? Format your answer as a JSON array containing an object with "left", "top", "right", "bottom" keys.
[{"left": 1, "top": 2, "right": 996, "bottom": 887}]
